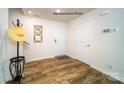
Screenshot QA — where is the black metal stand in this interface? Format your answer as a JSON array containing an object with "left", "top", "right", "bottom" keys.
[
  {"left": 9, "top": 19, "right": 25, "bottom": 83},
  {"left": 9, "top": 56, "right": 25, "bottom": 83},
  {"left": 16, "top": 41, "right": 20, "bottom": 80}
]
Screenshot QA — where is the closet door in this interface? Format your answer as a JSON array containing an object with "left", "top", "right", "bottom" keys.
[
  {"left": 53, "top": 27, "right": 66, "bottom": 56},
  {"left": 75, "top": 22, "right": 91, "bottom": 65}
]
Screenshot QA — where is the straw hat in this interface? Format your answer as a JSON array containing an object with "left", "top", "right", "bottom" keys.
[{"left": 8, "top": 27, "right": 26, "bottom": 41}]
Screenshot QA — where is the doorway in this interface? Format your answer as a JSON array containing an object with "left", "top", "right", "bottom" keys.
[{"left": 75, "top": 22, "right": 91, "bottom": 65}]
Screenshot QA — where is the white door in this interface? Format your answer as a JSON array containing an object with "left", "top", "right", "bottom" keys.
[
  {"left": 75, "top": 22, "right": 90, "bottom": 65},
  {"left": 53, "top": 27, "right": 66, "bottom": 56}
]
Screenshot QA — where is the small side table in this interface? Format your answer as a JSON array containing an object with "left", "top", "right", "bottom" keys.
[{"left": 9, "top": 56, "right": 25, "bottom": 83}]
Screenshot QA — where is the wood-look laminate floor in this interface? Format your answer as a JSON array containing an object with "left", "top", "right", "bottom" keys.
[{"left": 8, "top": 56, "right": 122, "bottom": 84}]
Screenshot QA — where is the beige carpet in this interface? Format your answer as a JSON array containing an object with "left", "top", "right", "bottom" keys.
[{"left": 8, "top": 55, "right": 122, "bottom": 84}]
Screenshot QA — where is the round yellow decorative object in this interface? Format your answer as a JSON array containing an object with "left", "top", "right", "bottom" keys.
[{"left": 8, "top": 27, "right": 26, "bottom": 41}]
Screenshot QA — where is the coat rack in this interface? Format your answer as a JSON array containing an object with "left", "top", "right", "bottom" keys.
[{"left": 9, "top": 19, "right": 25, "bottom": 83}]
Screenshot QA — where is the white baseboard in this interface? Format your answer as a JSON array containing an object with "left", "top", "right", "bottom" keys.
[
  {"left": 91, "top": 64, "right": 124, "bottom": 83},
  {"left": 26, "top": 56, "right": 55, "bottom": 62}
]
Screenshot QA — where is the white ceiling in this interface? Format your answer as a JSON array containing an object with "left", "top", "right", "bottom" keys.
[{"left": 22, "top": 8, "right": 95, "bottom": 23}]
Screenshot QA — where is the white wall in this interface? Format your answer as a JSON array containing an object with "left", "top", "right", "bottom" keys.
[
  {"left": 66, "top": 8, "right": 124, "bottom": 82},
  {"left": 9, "top": 9, "right": 67, "bottom": 62},
  {"left": 0, "top": 8, "right": 11, "bottom": 83}
]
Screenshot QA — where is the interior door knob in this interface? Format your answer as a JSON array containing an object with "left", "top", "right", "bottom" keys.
[
  {"left": 54, "top": 39, "right": 57, "bottom": 44},
  {"left": 87, "top": 44, "right": 90, "bottom": 47}
]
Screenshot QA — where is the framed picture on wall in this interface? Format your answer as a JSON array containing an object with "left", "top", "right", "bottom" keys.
[{"left": 34, "top": 25, "right": 43, "bottom": 43}]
